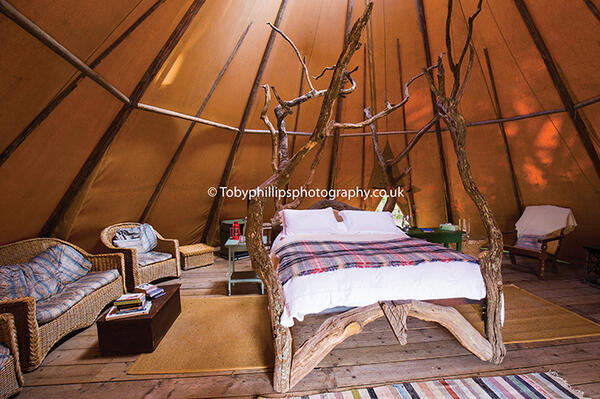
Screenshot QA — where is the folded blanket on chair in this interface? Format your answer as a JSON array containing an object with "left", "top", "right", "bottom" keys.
[{"left": 275, "top": 238, "right": 478, "bottom": 285}]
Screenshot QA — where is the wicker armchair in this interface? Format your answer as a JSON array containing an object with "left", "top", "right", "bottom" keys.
[
  {"left": 0, "top": 238, "right": 125, "bottom": 372},
  {"left": 100, "top": 223, "right": 180, "bottom": 292},
  {"left": 0, "top": 313, "right": 23, "bottom": 399}
]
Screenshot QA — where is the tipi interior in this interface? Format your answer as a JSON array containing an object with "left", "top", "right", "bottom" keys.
[{"left": 1, "top": 0, "right": 600, "bottom": 398}]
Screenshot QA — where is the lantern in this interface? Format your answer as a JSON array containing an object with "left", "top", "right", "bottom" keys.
[{"left": 231, "top": 221, "right": 241, "bottom": 240}]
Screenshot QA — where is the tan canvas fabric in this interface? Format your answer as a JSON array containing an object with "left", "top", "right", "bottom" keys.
[{"left": 0, "top": 0, "right": 598, "bottom": 259}]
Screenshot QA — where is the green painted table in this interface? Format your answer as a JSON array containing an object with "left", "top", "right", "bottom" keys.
[
  {"left": 406, "top": 228, "right": 464, "bottom": 251},
  {"left": 224, "top": 237, "right": 267, "bottom": 295}
]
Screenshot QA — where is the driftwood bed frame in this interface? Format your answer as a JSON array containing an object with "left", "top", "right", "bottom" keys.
[{"left": 245, "top": 1, "right": 505, "bottom": 393}]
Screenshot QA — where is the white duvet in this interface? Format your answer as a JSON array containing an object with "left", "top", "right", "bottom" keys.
[{"left": 270, "top": 232, "right": 486, "bottom": 327}]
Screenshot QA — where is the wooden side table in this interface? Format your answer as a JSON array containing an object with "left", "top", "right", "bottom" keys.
[
  {"left": 584, "top": 246, "right": 600, "bottom": 287},
  {"left": 180, "top": 243, "right": 214, "bottom": 270},
  {"left": 406, "top": 228, "right": 464, "bottom": 251},
  {"left": 96, "top": 284, "right": 181, "bottom": 354},
  {"left": 224, "top": 238, "right": 266, "bottom": 296}
]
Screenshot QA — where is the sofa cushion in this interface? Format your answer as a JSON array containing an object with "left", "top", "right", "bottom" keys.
[
  {"left": 113, "top": 224, "right": 157, "bottom": 253},
  {"left": 138, "top": 251, "right": 173, "bottom": 267},
  {"left": 35, "top": 269, "right": 120, "bottom": 324},
  {"left": 47, "top": 244, "right": 92, "bottom": 287},
  {"left": 66, "top": 269, "right": 120, "bottom": 296},
  {"left": 35, "top": 289, "right": 83, "bottom": 325},
  {"left": 0, "top": 247, "right": 62, "bottom": 301}
]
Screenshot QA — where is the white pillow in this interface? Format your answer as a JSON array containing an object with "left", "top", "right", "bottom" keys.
[
  {"left": 280, "top": 208, "right": 344, "bottom": 236},
  {"left": 339, "top": 210, "right": 406, "bottom": 235}
]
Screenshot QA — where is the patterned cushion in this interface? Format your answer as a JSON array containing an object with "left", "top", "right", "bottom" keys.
[
  {"left": 113, "top": 224, "right": 157, "bottom": 253},
  {"left": 138, "top": 251, "right": 172, "bottom": 267},
  {"left": 515, "top": 235, "right": 543, "bottom": 251},
  {"left": 35, "top": 289, "right": 83, "bottom": 325},
  {"left": 47, "top": 244, "right": 92, "bottom": 286},
  {"left": 66, "top": 269, "right": 120, "bottom": 296},
  {"left": 35, "top": 270, "right": 120, "bottom": 324},
  {"left": 0, "top": 344, "right": 9, "bottom": 370},
  {"left": 0, "top": 247, "right": 62, "bottom": 301}
]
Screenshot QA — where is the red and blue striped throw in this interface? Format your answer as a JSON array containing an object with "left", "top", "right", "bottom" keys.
[
  {"left": 262, "top": 372, "right": 588, "bottom": 398},
  {"left": 275, "top": 237, "right": 478, "bottom": 285}
]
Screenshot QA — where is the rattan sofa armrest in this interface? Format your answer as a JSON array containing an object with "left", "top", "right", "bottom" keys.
[
  {"left": 0, "top": 313, "right": 24, "bottom": 385},
  {"left": 104, "top": 247, "right": 139, "bottom": 291},
  {"left": 104, "top": 247, "right": 138, "bottom": 269},
  {"left": 0, "top": 313, "right": 15, "bottom": 348},
  {"left": 155, "top": 237, "right": 179, "bottom": 257},
  {"left": 87, "top": 252, "right": 127, "bottom": 292},
  {"left": 154, "top": 235, "right": 180, "bottom": 272},
  {"left": 0, "top": 297, "right": 37, "bottom": 329},
  {"left": 0, "top": 297, "right": 39, "bottom": 371},
  {"left": 87, "top": 252, "right": 125, "bottom": 272}
]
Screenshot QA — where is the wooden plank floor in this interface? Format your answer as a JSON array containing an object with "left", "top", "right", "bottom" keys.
[{"left": 19, "top": 254, "right": 600, "bottom": 398}]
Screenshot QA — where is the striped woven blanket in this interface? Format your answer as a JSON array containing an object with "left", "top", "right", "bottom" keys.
[{"left": 275, "top": 237, "right": 478, "bottom": 285}]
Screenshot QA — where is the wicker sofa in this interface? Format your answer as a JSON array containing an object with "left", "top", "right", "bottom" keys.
[
  {"left": 100, "top": 223, "right": 180, "bottom": 292},
  {"left": 0, "top": 313, "right": 23, "bottom": 399},
  {"left": 0, "top": 238, "right": 125, "bottom": 371}
]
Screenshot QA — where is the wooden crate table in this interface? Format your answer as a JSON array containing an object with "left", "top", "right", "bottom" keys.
[
  {"left": 96, "top": 284, "right": 181, "bottom": 354},
  {"left": 180, "top": 243, "right": 214, "bottom": 270},
  {"left": 406, "top": 228, "right": 464, "bottom": 251},
  {"left": 224, "top": 237, "right": 266, "bottom": 296}
]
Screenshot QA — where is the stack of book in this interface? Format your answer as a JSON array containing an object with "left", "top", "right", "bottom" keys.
[
  {"left": 134, "top": 283, "right": 165, "bottom": 299},
  {"left": 105, "top": 293, "right": 152, "bottom": 320}
]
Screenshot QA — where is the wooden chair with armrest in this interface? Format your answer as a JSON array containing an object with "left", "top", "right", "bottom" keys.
[
  {"left": 503, "top": 205, "right": 576, "bottom": 279},
  {"left": 504, "top": 228, "right": 567, "bottom": 279}
]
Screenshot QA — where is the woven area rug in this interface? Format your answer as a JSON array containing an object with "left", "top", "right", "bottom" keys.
[
  {"left": 455, "top": 284, "right": 600, "bottom": 343},
  {"left": 128, "top": 285, "right": 600, "bottom": 375},
  {"left": 128, "top": 295, "right": 274, "bottom": 374},
  {"left": 260, "top": 372, "right": 589, "bottom": 398}
]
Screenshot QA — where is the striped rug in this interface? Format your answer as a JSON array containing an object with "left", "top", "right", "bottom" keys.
[{"left": 265, "top": 372, "right": 588, "bottom": 399}]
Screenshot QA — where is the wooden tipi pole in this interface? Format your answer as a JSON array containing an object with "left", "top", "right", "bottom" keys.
[
  {"left": 202, "top": 0, "right": 289, "bottom": 245},
  {"left": 40, "top": 0, "right": 206, "bottom": 237}
]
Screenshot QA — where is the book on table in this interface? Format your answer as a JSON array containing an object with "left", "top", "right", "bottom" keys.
[
  {"left": 115, "top": 292, "right": 143, "bottom": 302},
  {"left": 114, "top": 292, "right": 145, "bottom": 304},
  {"left": 134, "top": 283, "right": 165, "bottom": 299},
  {"left": 114, "top": 292, "right": 146, "bottom": 309},
  {"left": 105, "top": 301, "right": 152, "bottom": 320}
]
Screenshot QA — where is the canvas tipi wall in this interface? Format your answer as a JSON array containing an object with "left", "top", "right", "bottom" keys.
[{"left": 1, "top": 0, "right": 599, "bottom": 259}]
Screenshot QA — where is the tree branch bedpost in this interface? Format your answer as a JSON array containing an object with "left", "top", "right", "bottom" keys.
[
  {"left": 424, "top": 0, "right": 505, "bottom": 363},
  {"left": 246, "top": 196, "right": 292, "bottom": 392},
  {"left": 245, "top": 4, "right": 374, "bottom": 392}
]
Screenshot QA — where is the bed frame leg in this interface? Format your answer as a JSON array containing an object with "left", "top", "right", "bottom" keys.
[
  {"left": 380, "top": 300, "right": 411, "bottom": 345},
  {"left": 272, "top": 325, "right": 293, "bottom": 393},
  {"left": 288, "top": 304, "right": 384, "bottom": 390}
]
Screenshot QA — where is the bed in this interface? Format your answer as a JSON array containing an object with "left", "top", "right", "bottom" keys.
[
  {"left": 250, "top": 206, "right": 498, "bottom": 392},
  {"left": 271, "top": 231, "right": 486, "bottom": 328}
]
